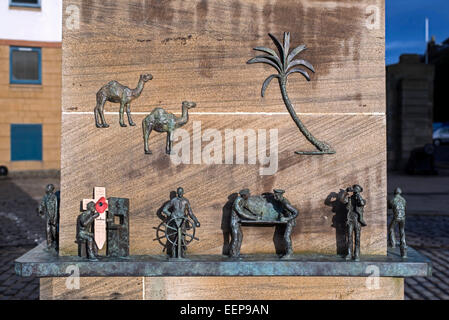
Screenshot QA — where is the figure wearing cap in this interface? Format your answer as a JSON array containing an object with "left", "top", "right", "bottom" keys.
[
  {"left": 162, "top": 187, "right": 200, "bottom": 258},
  {"left": 229, "top": 189, "right": 259, "bottom": 258},
  {"left": 339, "top": 184, "right": 367, "bottom": 261},
  {"left": 37, "top": 184, "right": 59, "bottom": 252},
  {"left": 273, "top": 189, "right": 299, "bottom": 258},
  {"left": 388, "top": 187, "right": 407, "bottom": 258}
]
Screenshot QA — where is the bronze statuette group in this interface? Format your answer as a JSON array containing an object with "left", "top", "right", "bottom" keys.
[
  {"left": 93, "top": 74, "right": 197, "bottom": 156},
  {"left": 229, "top": 188, "right": 298, "bottom": 259},
  {"left": 76, "top": 192, "right": 130, "bottom": 260},
  {"left": 51, "top": 32, "right": 389, "bottom": 263}
]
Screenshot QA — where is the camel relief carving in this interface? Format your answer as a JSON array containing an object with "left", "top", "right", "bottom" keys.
[
  {"left": 142, "top": 101, "right": 197, "bottom": 155},
  {"left": 94, "top": 73, "right": 153, "bottom": 128}
]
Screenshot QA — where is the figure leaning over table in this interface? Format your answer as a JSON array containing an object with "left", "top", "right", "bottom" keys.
[
  {"left": 229, "top": 189, "right": 259, "bottom": 259},
  {"left": 339, "top": 185, "right": 367, "bottom": 261},
  {"left": 273, "top": 189, "right": 299, "bottom": 259}
]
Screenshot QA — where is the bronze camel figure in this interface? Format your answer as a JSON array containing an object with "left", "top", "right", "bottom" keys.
[
  {"left": 94, "top": 73, "right": 153, "bottom": 128},
  {"left": 142, "top": 101, "right": 196, "bottom": 155}
]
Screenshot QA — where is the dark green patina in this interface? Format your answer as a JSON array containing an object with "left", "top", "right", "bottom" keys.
[
  {"left": 142, "top": 101, "right": 197, "bottom": 155},
  {"left": 388, "top": 187, "right": 407, "bottom": 258},
  {"left": 76, "top": 197, "right": 130, "bottom": 260},
  {"left": 15, "top": 242, "right": 431, "bottom": 278},
  {"left": 106, "top": 197, "right": 130, "bottom": 258},
  {"left": 229, "top": 189, "right": 298, "bottom": 259},
  {"left": 153, "top": 187, "right": 201, "bottom": 259},
  {"left": 94, "top": 73, "right": 153, "bottom": 128},
  {"left": 247, "top": 32, "right": 335, "bottom": 155},
  {"left": 339, "top": 185, "right": 367, "bottom": 262},
  {"left": 76, "top": 202, "right": 99, "bottom": 260},
  {"left": 37, "top": 184, "right": 59, "bottom": 254}
]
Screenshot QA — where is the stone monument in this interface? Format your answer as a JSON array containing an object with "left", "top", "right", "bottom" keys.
[{"left": 14, "top": 0, "right": 432, "bottom": 300}]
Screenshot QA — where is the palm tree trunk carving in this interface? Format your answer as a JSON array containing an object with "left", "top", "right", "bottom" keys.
[{"left": 247, "top": 32, "right": 335, "bottom": 155}]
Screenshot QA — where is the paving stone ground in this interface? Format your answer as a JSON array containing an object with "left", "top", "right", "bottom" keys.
[
  {"left": 0, "top": 171, "right": 448, "bottom": 300},
  {"left": 0, "top": 246, "right": 39, "bottom": 300},
  {"left": 402, "top": 217, "right": 449, "bottom": 300}
]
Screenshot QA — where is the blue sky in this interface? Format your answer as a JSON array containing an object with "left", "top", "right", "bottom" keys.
[{"left": 386, "top": 0, "right": 449, "bottom": 65}]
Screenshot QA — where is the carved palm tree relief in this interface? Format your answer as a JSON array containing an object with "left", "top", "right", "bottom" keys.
[{"left": 247, "top": 32, "right": 335, "bottom": 155}]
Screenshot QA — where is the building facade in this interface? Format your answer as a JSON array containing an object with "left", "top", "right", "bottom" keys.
[
  {"left": 0, "top": 0, "right": 62, "bottom": 172},
  {"left": 386, "top": 54, "right": 435, "bottom": 170},
  {"left": 426, "top": 37, "right": 449, "bottom": 123}
]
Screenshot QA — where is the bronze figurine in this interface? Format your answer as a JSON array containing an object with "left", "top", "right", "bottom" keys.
[
  {"left": 388, "top": 187, "right": 407, "bottom": 258},
  {"left": 229, "top": 188, "right": 299, "bottom": 259},
  {"left": 273, "top": 189, "right": 299, "bottom": 258},
  {"left": 76, "top": 194, "right": 130, "bottom": 260},
  {"left": 94, "top": 73, "right": 153, "bottom": 128},
  {"left": 155, "top": 187, "right": 200, "bottom": 259},
  {"left": 229, "top": 189, "right": 259, "bottom": 258},
  {"left": 142, "top": 101, "right": 196, "bottom": 154},
  {"left": 247, "top": 32, "right": 335, "bottom": 155},
  {"left": 339, "top": 185, "right": 367, "bottom": 261},
  {"left": 37, "top": 184, "right": 59, "bottom": 253},
  {"left": 76, "top": 201, "right": 99, "bottom": 261}
]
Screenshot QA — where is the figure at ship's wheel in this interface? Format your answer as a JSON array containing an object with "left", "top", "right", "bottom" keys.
[{"left": 154, "top": 187, "right": 200, "bottom": 259}]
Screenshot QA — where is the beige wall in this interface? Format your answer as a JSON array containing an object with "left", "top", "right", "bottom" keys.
[{"left": 0, "top": 42, "right": 61, "bottom": 171}]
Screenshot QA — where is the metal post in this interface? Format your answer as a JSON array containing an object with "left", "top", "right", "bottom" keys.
[
  {"left": 177, "top": 223, "right": 182, "bottom": 258},
  {"left": 425, "top": 18, "right": 429, "bottom": 64}
]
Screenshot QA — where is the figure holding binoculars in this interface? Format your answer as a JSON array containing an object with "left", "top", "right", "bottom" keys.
[{"left": 339, "top": 185, "right": 367, "bottom": 261}]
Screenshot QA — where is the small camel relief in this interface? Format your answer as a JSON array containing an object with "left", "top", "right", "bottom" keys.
[
  {"left": 94, "top": 73, "right": 153, "bottom": 128},
  {"left": 142, "top": 101, "right": 197, "bottom": 155}
]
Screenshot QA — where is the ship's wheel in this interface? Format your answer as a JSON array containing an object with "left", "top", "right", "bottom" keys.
[{"left": 153, "top": 216, "right": 199, "bottom": 252}]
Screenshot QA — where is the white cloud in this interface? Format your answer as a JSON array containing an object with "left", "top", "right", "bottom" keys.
[{"left": 386, "top": 40, "right": 424, "bottom": 51}]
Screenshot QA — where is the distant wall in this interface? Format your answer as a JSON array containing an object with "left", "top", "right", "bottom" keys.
[
  {"left": 0, "top": 0, "right": 62, "bottom": 43},
  {"left": 386, "top": 54, "right": 435, "bottom": 171},
  {"left": 428, "top": 38, "right": 449, "bottom": 123}
]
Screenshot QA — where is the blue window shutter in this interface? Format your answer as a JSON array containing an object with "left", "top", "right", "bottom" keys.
[{"left": 10, "top": 124, "right": 43, "bottom": 161}]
